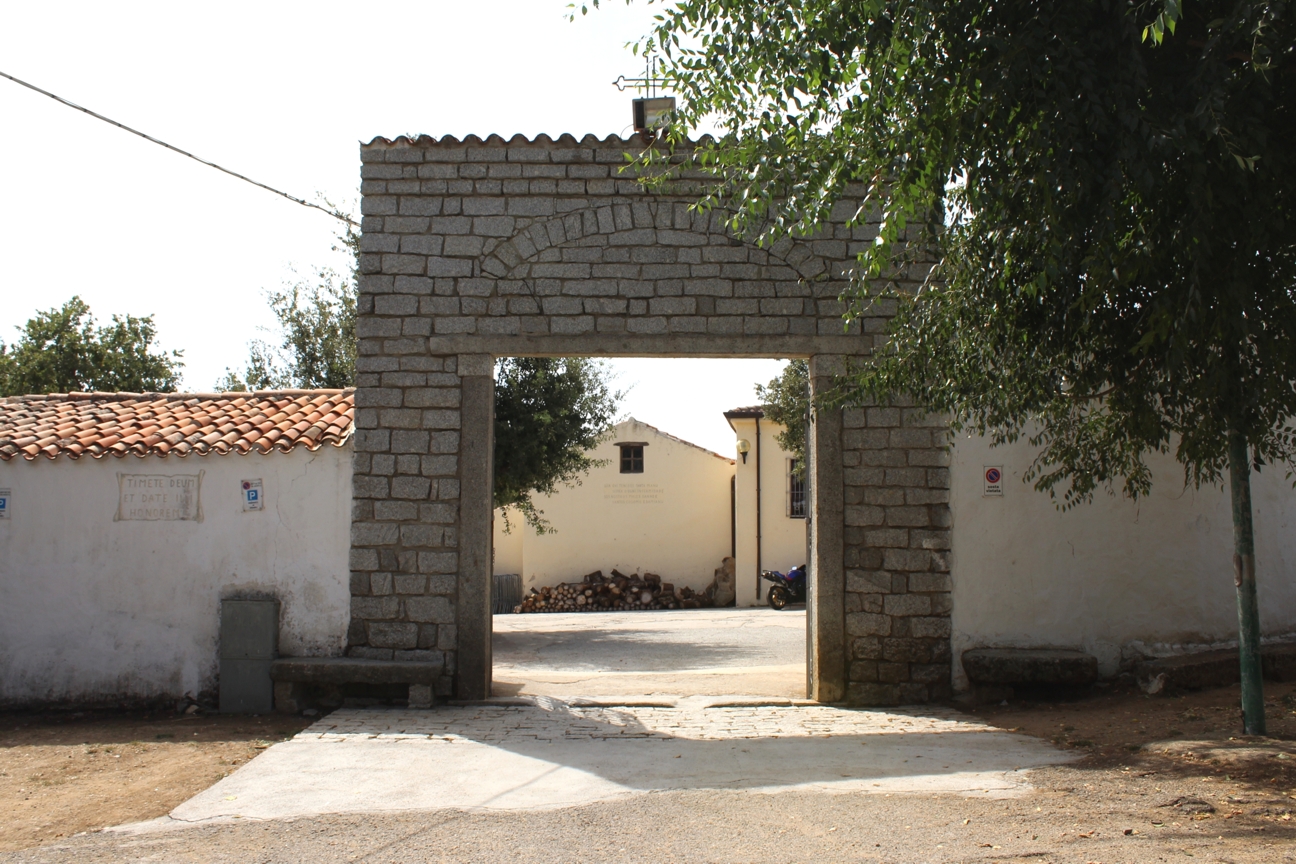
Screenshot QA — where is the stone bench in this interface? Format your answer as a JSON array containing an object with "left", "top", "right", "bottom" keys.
[
  {"left": 963, "top": 648, "right": 1100, "bottom": 686},
  {"left": 962, "top": 648, "right": 1099, "bottom": 702},
  {"left": 270, "top": 657, "right": 444, "bottom": 711},
  {"left": 1135, "top": 642, "right": 1296, "bottom": 692}
]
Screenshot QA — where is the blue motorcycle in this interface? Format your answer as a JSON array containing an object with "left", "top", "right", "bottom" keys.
[{"left": 762, "top": 565, "right": 807, "bottom": 610}]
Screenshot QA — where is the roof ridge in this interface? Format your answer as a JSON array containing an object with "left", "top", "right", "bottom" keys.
[
  {"left": 362, "top": 132, "right": 716, "bottom": 149},
  {"left": 0, "top": 390, "right": 355, "bottom": 462},
  {"left": 619, "top": 417, "right": 735, "bottom": 464},
  {"left": 3, "top": 388, "right": 355, "bottom": 405}
]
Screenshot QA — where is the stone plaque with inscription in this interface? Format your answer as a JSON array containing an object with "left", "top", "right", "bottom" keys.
[{"left": 116, "top": 472, "right": 204, "bottom": 522}]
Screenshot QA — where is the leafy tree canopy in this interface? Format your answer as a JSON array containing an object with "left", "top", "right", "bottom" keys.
[
  {"left": 219, "top": 220, "right": 358, "bottom": 391},
  {"left": 756, "top": 360, "right": 809, "bottom": 472},
  {"left": 590, "top": 0, "right": 1296, "bottom": 733},
  {"left": 0, "top": 296, "right": 183, "bottom": 396},
  {"left": 494, "top": 357, "right": 622, "bottom": 533}
]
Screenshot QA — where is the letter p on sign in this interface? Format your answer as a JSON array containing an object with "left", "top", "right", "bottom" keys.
[{"left": 242, "top": 479, "right": 264, "bottom": 512}]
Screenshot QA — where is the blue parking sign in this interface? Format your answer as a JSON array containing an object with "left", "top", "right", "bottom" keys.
[{"left": 241, "top": 479, "right": 264, "bottom": 512}]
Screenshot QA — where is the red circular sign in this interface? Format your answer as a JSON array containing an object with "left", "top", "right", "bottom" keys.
[{"left": 985, "top": 468, "right": 1001, "bottom": 484}]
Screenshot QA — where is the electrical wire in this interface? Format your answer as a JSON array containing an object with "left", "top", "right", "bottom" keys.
[{"left": 0, "top": 68, "right": 357, "bottom": 227}]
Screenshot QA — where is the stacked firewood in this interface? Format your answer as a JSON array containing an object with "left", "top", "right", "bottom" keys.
[{"left": 513, "top": 569, "right": 717, "bottom": 614}]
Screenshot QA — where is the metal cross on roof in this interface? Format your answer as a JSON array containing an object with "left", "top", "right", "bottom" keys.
[{"left": 613, "top": 54, "right": 666, "bottom": 98}]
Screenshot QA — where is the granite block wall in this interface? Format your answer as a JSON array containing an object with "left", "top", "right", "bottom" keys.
[
  {"left": 842, "top": 402, "right": 953, "bottom": 704},
  {"left": 353, "top": 133, "right": 950, "bottom": 703}
]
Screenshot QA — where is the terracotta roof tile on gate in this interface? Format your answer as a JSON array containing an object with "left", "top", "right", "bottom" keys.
[{"left": 0, "top": 390, "right": 355, "bottom": 461}]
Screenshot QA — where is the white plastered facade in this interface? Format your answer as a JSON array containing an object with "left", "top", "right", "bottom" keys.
[
  {"left": 727, "top": 416, "right": 809, "bottom": 607},
  {"left": 0, "top": 445, "right": 353, "bottom": 705},
  {"left": 492, "top": 418, "right": 736, "bottom": 595},
  {"left": 948, "top": 434, "right": 1296, "bottom": 689}
]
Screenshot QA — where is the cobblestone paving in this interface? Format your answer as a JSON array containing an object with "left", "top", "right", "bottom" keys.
[{"left": 304, "top": 701, "right": 998, "bottom": 744}]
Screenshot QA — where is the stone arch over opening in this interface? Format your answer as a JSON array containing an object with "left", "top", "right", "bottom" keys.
[
  {"left": 351, "top": 134, "right": 953, "bottom": 705},
  {"left": 481, "top": 201, "right": 827, "bottom": 284},
  {"left": 466, "top": 202, "right": 835, "bottom": 343}
]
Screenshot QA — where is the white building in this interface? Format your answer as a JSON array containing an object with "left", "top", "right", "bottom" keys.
[
  {"left": 2, "top": 388, "right": 1292, "bottom": 706},
  {"left": 492, "top": 411, "right": 809, "bottom": 607},
  {"left": 724, "top": 406, "right": 809, "bottom": 607},
  {"left": 947, "top": 433, "right": 1296, "bottom": 685},
  {"left": 0, "top": 391, "right": 354, "bottom": 706},
  {"left": 493, "top": 418, "right": 738, "bottom": 596}
]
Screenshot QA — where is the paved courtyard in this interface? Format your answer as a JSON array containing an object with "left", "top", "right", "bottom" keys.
[
  {"left": 8, "top": 686, "right": 1295, "bottom": 862},
  {"left": 491, "top": 607, "right": 807, "bottom": 698}
]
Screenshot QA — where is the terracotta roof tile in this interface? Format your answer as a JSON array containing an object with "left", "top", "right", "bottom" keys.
[
  {"left": 0, "top": 390, "right": 355, "bottom": 461},
  {"left": 362, "top": 132, "right": 712, "bottom": 149}
]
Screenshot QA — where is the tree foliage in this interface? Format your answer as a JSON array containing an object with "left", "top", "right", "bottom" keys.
[
  {"left": 592, "top": 0, "right": 1295, "bottom": 731},
  {"left": 756, "top": 360, "right": 809, "bottom": 471},
  {"left": 219, "top": 220, "right": 358, "bottom": 391},
  {"left": 0, "top": 296, "right": 183, "bottom": 396},
  {"left": 494, "top": 358, "right": 622, "bottom": 533},
  {"left": 616, "top": 0, "right": 1296, "bottom": 506}
]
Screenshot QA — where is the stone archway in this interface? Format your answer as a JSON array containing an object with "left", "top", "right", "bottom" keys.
[{"left": 350, "top": 133, "right": 952, "bottom": 704}]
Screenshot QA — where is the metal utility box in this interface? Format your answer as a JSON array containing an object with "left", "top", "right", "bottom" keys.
[{"left": 219, "top": 598, "right": 279, "bottom": 713}]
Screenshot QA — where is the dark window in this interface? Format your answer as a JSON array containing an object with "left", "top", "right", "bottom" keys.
[
  {"left": 788, "top": 459, "right": 806, "bottom": 518},
  {"left": 619, "top": 444, "right": 644, "bottom": 474}
]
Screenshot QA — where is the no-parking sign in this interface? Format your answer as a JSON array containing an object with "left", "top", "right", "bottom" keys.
[{"left": 983, "top": 466, "right": 1003, "bottom": 497}]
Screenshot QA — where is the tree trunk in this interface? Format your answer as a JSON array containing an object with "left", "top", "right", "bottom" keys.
[{"left": 1228, "top": 431, "right": 1266, "bottom": 736}]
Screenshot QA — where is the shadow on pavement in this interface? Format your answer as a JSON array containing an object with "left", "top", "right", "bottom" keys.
[
  {"left": 492, "top": 629, "right": 792, "bottom": 671},
  {"left": 166, "top": 702, "right": 1074, "bottom": 822}
]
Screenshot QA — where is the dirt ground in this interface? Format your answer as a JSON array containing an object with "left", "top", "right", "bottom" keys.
[
  {"left": 2, "top": 681, "right": 1294, "bottom": 861},
  {"left": 969, "top": 677, "right": 1296, "bottom": 798},
  {"left": 974, "top": 673, "right": 1296, "bottom": 818},
  {"left": 0, "top": 708, "right": 311, "bottom": 852}
]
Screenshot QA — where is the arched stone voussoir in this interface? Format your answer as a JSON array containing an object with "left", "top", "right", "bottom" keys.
[{"left": 478, "top": 202, "right": 830, "bottom": 291}]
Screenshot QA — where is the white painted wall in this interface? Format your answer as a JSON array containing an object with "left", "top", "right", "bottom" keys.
[
  {"left": 949, "top": 434, "right": 1296, "bottom": 688},
  {"left": 492, "top": 419, "right": 735, "bottom": 593},
  {"left": 0, "top": 445, "right": 353, "bottom": 705},
  {"left": 729, "top": 416, "right": 809, "bottom": 607}
]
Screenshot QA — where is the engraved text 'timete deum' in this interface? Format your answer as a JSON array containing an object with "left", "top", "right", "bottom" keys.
[{"left": 115, "top": 472, "right": 204, "bottom": 522}]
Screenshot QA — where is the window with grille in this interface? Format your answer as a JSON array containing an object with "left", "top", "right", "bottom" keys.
[
  {"left": 787, "top": 458, "right": 806, "bottom": 518},
  {"left": 619, "top": 444, "right": 644, "bottom": 474}
]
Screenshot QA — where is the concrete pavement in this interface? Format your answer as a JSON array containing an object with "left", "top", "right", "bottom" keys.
[
  {"left": 140, "top": 698, "right": 1073, "bottom": 828},
  {"left": 104, "top": 610, "right": 1074, "bottom": 850}
]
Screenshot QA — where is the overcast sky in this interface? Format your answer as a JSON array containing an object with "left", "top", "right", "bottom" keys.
[{"left": 0, "top": 0, "right": 785, "bottom": 455}]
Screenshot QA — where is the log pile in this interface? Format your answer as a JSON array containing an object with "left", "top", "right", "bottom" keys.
[{"left": 513, "top": 569, "right": 718, "bottom": 614}]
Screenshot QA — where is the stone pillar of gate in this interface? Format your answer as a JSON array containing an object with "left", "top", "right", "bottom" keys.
[
  {"left": 456, "top": 355, "right": 495, "bottom": 700},
  {"left": 808, "top": 354, "right": 847, "bottom": 702},
  {"left": 840, "top": 394, "right": 953, "bottom": 704}
]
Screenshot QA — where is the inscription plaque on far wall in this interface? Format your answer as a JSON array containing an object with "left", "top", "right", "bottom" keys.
[
  {"left": 602, "top": 482, "right": 663, "bottom": 504},
  {"left": 115, "top": 472, "right": 204, "bottom": 522}
]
